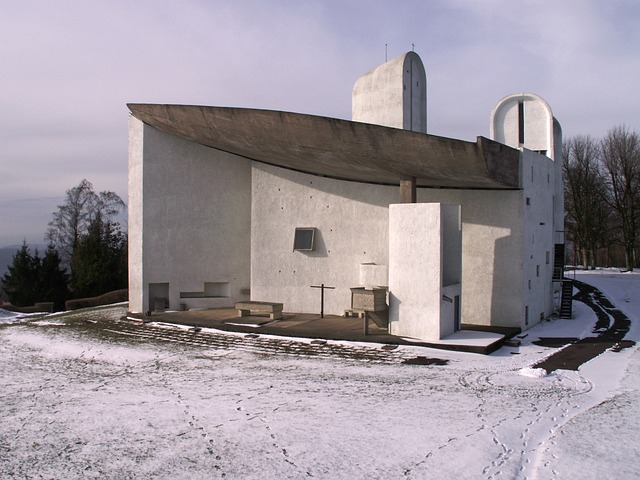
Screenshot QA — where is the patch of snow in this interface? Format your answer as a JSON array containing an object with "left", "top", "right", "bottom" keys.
[
  {"left": 0, "top": 308, "right": 47, "bottom": 324},
  {"left": 0, "top": 271, "right": 638, "bottom": 478},
  {"left": 30, "top": 320, "right": 67, "bottom": 326},
  {"left": 519, "top": 366, "right": 551, "bottom": 378}
]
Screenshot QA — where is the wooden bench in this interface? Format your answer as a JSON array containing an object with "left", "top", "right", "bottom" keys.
[{"left": 235, "top": 301, "right": 283, "bottom": 320}]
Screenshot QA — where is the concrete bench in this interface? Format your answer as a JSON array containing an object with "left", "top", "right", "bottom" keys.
[{"left": 235, "top": 301, "right": 283, "bottom": 320}]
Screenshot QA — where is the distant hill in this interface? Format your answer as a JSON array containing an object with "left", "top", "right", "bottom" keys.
[{"left": 0, "top": 244, "right": 48, "bottom": 277}]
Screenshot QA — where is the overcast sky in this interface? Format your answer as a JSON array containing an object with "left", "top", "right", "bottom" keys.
[{"left": 2, "top": 0, "right": 639, "bottom": 246}]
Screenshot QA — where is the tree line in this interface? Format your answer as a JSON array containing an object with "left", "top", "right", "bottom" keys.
[
  {"left": 1, "top": 179, "right": 127, "bottom": 310},
  {"left": 564, "top": 125, "right": 640, "bottom": 271}
]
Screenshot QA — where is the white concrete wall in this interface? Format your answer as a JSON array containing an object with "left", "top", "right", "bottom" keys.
[
  {"left": 352, "top": 52, "right": 426, "bottom": 133},
  {"left": 128, "top": 117, "right": 144, "bottom": 312},
  {"left": 490, "top": 92, "right": 564, "bottom": 325},
  {"left": 250, "top": 163, "right": 529, "bottom": 330},
  {"left": 250, "top": 163, "right": 397, "bottom": 316},
  {"left": 553, "top": 118, "right": 564, "bottom": 245},
  {"left": 359, "top": 263, "right": 388, "bottom": 288},
  {"left": 388, "top": 203, "right": 443, "bottom": 340},
  {"left": 403, "top": 53, "right": 427, "bottom": 133},
  {"left": 388, "top": 203, "right": 460, "bottom": 340},
  {"left": 522, "top": 149, "right": 557, "bottom": 327},
  {"left": 417, "top": 189, "right": 524, "bottom": 329},
  {"left": 128, "top": 119, "right": 251, "bottom": 313}
]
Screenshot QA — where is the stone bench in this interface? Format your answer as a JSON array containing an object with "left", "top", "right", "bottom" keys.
[
  {"left": 344, "top": 308, "right": 366, "bottom": 319},
  {"left": 235, "top": 301, "right": 283, "bottom": 320}
]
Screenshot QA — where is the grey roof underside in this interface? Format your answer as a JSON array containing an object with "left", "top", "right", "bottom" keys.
[{"left": 127, "top": 104, "right": 521, "bottom": 189}]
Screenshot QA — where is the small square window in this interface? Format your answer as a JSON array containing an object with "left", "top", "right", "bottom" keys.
[{"left": 293, "top": 228, "right": 316, "bottom": 251}]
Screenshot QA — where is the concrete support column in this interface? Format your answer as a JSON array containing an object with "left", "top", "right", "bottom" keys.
[{"left": 399, "top": 176, "right": 416, "bottom": 203}]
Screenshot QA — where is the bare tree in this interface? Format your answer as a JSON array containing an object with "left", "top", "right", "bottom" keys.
[
  {"left": 46, "top": 179, "right": 126, "bottom": 263},
  {"left": 563, "top": 136, "right": 610, "bottom": 269},
  {"left": 600, "top": 126, "right": 640, "bottom": 271},
  {"left": 562, "top": 136, "right": 611, "bottom": 269}
]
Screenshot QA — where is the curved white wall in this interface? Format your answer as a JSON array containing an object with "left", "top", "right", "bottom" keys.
[
  {"left": 250, "top": 162, "right": 530, "bottom": 329},
  {"left": 128, "top": 118, "right": 251, "bottom": 313},
  {"left": 250, "top": 163, "right": 396, "bottom": 316}
]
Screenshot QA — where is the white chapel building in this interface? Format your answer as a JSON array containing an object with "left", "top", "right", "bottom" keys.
[{"left": 127, "top": 52, "right": 563, "bottom": 341}]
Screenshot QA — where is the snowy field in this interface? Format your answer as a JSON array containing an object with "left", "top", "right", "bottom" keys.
[{"left": 1, "top": 271, "right": 638, "bottom": 479}]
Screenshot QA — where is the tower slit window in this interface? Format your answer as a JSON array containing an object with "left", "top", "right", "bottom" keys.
[{"left": 518, "top": 101, "right": 525, "bottom": 145}]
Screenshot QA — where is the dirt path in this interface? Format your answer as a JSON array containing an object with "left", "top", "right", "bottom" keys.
[{"left": 534, "top": 279, "right": 634, "bottom": 372}]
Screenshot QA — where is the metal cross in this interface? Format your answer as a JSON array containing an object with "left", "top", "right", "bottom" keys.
[{"left": 310, "top": 283, "right": 335, "bottom": 318}]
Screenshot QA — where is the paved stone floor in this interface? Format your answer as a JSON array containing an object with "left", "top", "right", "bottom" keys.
[
  {"left": 107, "top": 318, "right": 417, "bottom": 364},
  {"left": 129, "top": 308, "right": 510, "bottom": 354}
]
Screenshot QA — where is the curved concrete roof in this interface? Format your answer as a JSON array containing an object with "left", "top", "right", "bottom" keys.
[{"left": 128, "top": 104, "right": 521, "bottom": 189}]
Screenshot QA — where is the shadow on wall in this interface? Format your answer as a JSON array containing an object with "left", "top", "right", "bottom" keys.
[
  {"left": 254, "top": 163, "right": 398, "bottom": 208},
  {"left": 490, "top": 234, "right": 518, "bottom": 327},
  {"left": 388, "top": 292, "right": 401, "bottom": 333}
]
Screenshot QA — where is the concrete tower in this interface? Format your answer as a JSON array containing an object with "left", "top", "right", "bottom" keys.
[
  {"left": 490, "top": 93, "right": 561, "bottom": 161},
  {"left": 490, "top": 93, "right": 564, "bottom": 245},
  {"left": 352, "top": 51, "right": 427, "bottom": 133}
]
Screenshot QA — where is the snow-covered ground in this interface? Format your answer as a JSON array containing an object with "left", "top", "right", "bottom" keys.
[{"left": 0, "top": 271, "right": 638, "bottom": 479}]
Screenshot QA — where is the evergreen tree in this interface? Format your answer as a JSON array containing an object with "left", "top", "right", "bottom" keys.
[
  {"left": 1, "top": 242, "right": 39, "bottom": 307},
  {"left": 71, "top": 216, "right": 127, "bottom": 298},
  {"left": 39, "top": 245, "right": 70, "bottom": 310},
  {"left": 1, "top": 243, "right": 70, "bottom": 310}
]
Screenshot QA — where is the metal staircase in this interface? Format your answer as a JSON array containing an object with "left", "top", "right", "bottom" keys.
[
  {"left": 553, "top": 243, "right": 565, "bottom": 281},
  {"left": 559, "top": 279, "right": 574, "bottom": 319},
  {"left": 553, "top": 244, "right": 573, "bottom": 319}
]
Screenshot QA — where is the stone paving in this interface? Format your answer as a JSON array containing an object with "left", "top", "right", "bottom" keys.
[{"left": 104, "top": 318, "right": 415, "bottom": 364}]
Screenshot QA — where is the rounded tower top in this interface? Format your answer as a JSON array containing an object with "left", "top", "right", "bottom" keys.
[
  {"left": 490, "top": 92, "right": 561, "bottom": 160},
  {"left": 352, "top": 51, "right": 427, "bottom": 133}
]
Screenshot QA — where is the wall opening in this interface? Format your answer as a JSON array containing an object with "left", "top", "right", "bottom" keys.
[
  {"left": 293, "top": 227, "right": 316, "bottom": 251},
  {"left": 149, "top": 283, "right": 169, "bottom": 311},
  {"left": 180, "top": 282, "right": 231, "bottom": 298},
  {"left": 442, "top": 205, "right": 462, "bottom": 287},
  {"left": 518, "top": 101, "right": 525, "bottom": 145}
]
